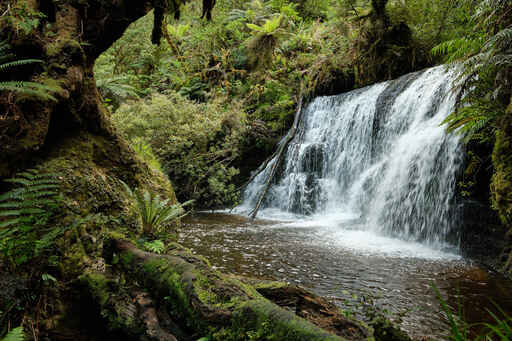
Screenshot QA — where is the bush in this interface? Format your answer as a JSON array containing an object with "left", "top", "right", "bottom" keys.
[{"left": 114, "top": 92, "right": 246, "bottom": 208}]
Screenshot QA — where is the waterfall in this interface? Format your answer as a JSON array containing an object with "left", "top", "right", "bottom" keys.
[{"left": 238, "top": 66, "right": 463, "bottom": 246}]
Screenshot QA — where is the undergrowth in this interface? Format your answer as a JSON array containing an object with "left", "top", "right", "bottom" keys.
[{"left": 96, "top": 0, "right": 473, "bottom": 208}]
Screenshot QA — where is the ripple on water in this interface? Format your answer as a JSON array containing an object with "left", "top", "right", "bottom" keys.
[{"left": 180, "top": 213, "right": 512, "bottom": 340}]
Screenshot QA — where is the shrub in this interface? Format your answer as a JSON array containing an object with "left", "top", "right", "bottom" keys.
[{"left": 114, "top": 92, "right": 246, "bottom": 208}]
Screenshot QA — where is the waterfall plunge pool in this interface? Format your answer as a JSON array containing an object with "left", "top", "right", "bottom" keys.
[
  {"left": 179, "top": 66, "right": 512, "bottom": 339},
  {"left": 180, "top": 212, "right": 512, "bottom": 340}
]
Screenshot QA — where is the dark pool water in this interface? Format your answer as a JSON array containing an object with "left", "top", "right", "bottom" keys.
[{"left": 179, "top": 213, "right": 512, "bottom": 340}]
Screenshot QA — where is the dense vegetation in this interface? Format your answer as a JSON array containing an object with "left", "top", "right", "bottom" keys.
[
  {"left": 95, "top": 0, "right": 482, "bottom": 208},
  {"left": 0, "top": 0, "right": 511, "bottom": 339}
]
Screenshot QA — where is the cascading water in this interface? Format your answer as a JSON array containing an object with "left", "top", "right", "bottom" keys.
[{"left": 238, "top": 66, "right": 463, "bottom": 247}]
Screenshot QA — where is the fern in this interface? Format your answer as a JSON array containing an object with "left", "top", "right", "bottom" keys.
[
  {"left": 0, "top": 40, "right": 60, "bottom": 101},
  {"left": 143, "top": 239, "right": 165, "bottom": 254},
  {"left": 0, "top": 169, "right": 62, "bottom": 267},
  {"left": 434, "top": 0, "right": 512, "bottom": 142},
  {"left": 96, "top": 75, "right": 139, "bottom": 100},
  {"left": 1, "top": 327, "right": 25, "bottom": 341},
  {"left": 120, "top": 181, "right": 193, "bottom": 235}
]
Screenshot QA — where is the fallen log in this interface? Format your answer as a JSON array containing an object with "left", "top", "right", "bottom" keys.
[{"left": 84, "top": 239, "right": 377, "bottom": 341}]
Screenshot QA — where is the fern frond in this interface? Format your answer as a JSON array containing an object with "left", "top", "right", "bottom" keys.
[
  {"left": 487, "top": 27, "right": 512, "bottom": 49},
  {"left": 0, "top": 81, "right": 59, "bottom": 101},
  {"left": 0, "top": 218, "right": 23, "bottom": 229},
  {"left": 0, "top": 41, "right": 60, "bottom": 102},
  {"left": 5, "top": 177, "right": 58, "bottom": 186},
  {"left": 1, "top": 326, "right": 25, "bottom": 341},
  {"left": 0, "top": 59, "right": 42, "bottom": 72}
]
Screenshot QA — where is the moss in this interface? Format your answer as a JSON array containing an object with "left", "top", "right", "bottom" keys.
[
  {"left": 228, "top": 299, "right": 345, "bottom": 341},
  {"left": 491, "top": 102, "right": 512, "bottom": 274},
  {"left": 80, "top": 272, "right": 111, "bottom": 306},
  {"left": 370, "top": 315, "right": 410, "bottom": 341},
  {"left": 223, "top": 276, "right": 264, "bottom": 301},
  {"left": 119, "top": 251, "right": 136, "bottom": 267},
  {"left": 142, "top": 257, "right": 199, "bottom": 327},
  {"left": 491, "top": 116, "right": 512, "bottom": 227},
  {"left": 251, "top": 280, "right": 288, "bottom": 291}
]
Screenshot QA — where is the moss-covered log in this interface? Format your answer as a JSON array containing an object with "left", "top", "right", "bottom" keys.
[{"left": 82, "top": 239, "right": 400, "bottom": 341}]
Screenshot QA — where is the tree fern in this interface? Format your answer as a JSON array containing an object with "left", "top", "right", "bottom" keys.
[
  {"left": 246, "top": 15, "right": 287, "bottom": 68},
  {"left": 0, "top": 169, "right": 62, "bottom": 267},
  {"left": 1, "top": 327, "right": 25, "bottom": 341},
  {"left": 0, "top": 40, "right": 59, "bottom": 101}
]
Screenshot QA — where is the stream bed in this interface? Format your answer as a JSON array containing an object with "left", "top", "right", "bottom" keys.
[{"left": 180, "top": 212, "right": 512, "bottom": 340}]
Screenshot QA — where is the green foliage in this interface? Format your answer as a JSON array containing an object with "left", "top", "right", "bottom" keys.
[
  {"left": 477, "top": 304, "right": 512, "bottom": 340},
  {"left": 114, "top": 92, "right": 245, "bottom": 208},
  {"left": 1, "top": 327, "right": 25, "bottom": 341},
  {"left": 121, "top": 181, "right": 193, "bottom": 235},
  {"left": 96, "top": 75, "right": 139, "bottom": 110},
  {"left": 144, "top": 239, "right": 166, "bottom": 254},
  {"left": 96, "top": 0, "right": 498, "bottom": 207},
  {"left": 131, "top": 138, "right": 164, "bottom": 172},
  {"left": 0, "top": 169, "right": 63, "bottom": 267},
  {"left": 247, "top": 15, "right": 286, "bottom": 68},
  {"left": 0, "top": 2, "right": 45, "bottom": 35},
  {"left": 435, "top": 0, "right": 512, "bottom": 142},
  {"left": 0, "top": 40, "right": 60, "bottom": 101},
  {"left": 433, "top": 285, "right": 468, "bottom": 341}
]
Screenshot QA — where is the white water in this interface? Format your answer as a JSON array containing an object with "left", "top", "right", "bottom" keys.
[{"left": 236, "top": 66, "right": 463, "bottom": 254}]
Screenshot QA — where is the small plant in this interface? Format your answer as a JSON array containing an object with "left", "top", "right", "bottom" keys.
[
  {"left": 131, "top": 138, "right": 163, "bottom": 172},
  {"left": 1, "top": 326, "right": 25, "bottom": 341},
  {"left": 96, "top": 75, "right": 139, "bottom": 109},
  {"left": 0, "top": 40, "right": 59, "bottom": 101},
  {"left": 433, "top": 284, "right": 469, "bottom": 341},
  {"left": 476, "top": 303, "right": 512, "bottom": 340},
  {"left": 121, "top": 181, "right": 193, "bottom": 235},
  {"left": 143, "top": 239, "right": 165, "bottom": 254}
]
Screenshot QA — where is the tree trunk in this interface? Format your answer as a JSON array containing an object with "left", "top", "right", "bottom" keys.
[{"left": 0, "top": 0, "right": 214, "bottom": 179}]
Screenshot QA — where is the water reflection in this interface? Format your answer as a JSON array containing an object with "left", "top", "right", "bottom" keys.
[{"left": 179, "top": 213, "right": 512, "bottom": 340}]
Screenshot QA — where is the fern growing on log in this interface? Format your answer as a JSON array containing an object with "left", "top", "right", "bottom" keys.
[
  {"left": 0, "top": 169, "right": 62, "bottom": 267},
  {"left": 0, "top": 40, "right": 59, "bottom": 101},
  {"left": 121, "top": 181, "right": 193, "bottom": 235}
]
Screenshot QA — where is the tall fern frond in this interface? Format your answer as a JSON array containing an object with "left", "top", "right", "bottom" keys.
[
  {"left": 0, "top": 59, "right": 42, "bottom": 71},
  {"left": 435, "top": 0, "right": 512, "bottom": 142},
  {"left": 0, "top": 81, "right": 60, "bottom": 101},
  {"left": 1, "top": 327, "right": 25, "bottom": 341},
  {"left": 0, "top": 169, "right": 61, "bottom": 266}
]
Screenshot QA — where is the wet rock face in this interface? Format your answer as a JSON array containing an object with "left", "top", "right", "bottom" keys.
[
  {"left": 492, "top": 110, "right": 512, "bottom": 274},
  {"left": 299, "top": 143, "right": 326, "bottom": 176}
]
